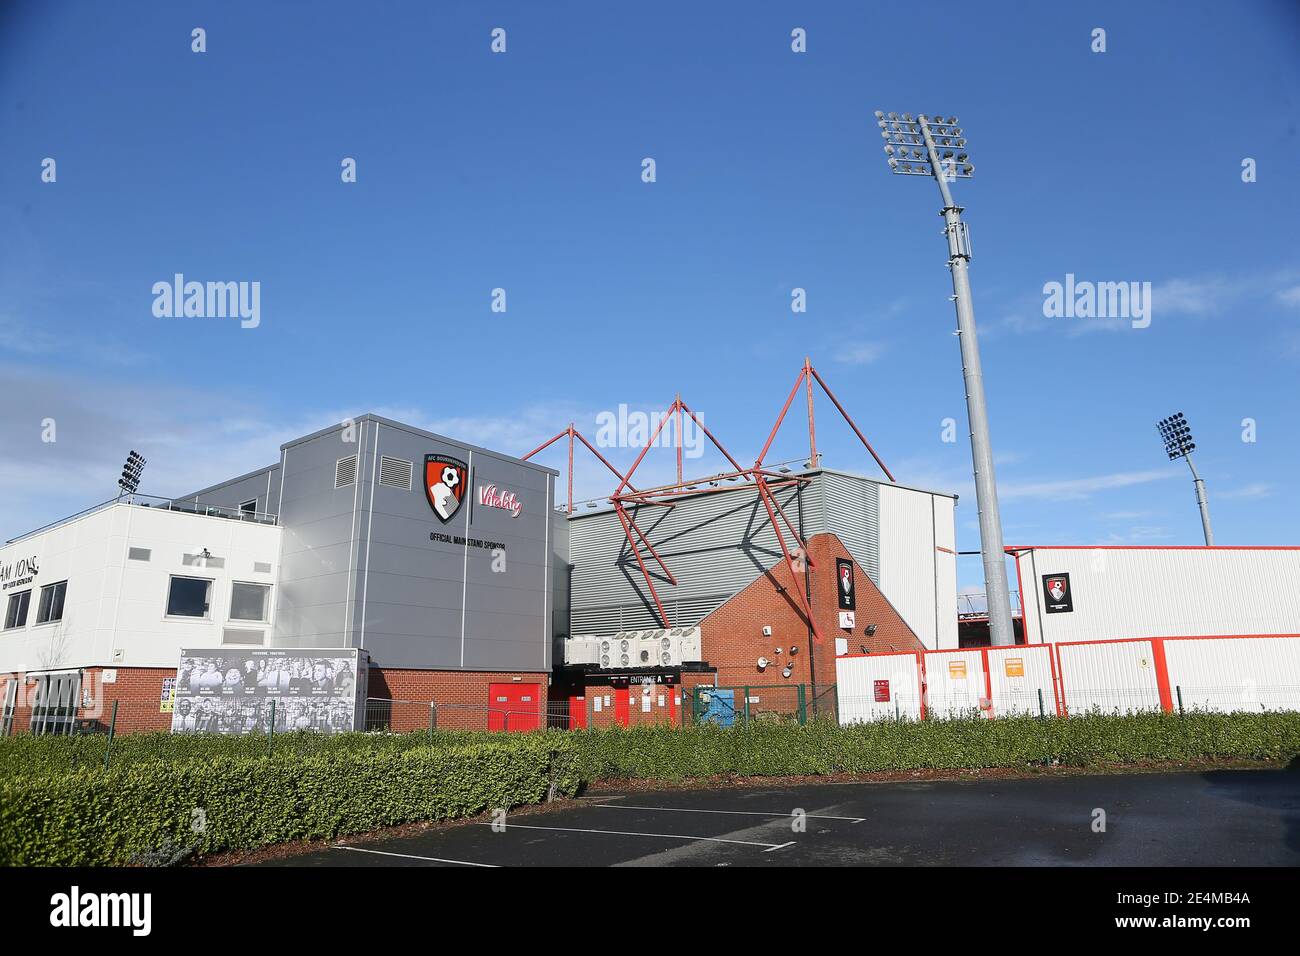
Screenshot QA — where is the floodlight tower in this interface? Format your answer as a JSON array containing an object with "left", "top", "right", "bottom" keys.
[
  {"left": 876, "top": 110, "right": 1015, "bottom": 647},
  {"left": 1157, "top": 412, "right": 1213, "bottom": 545},
  {"left": 117, "top": 449, "right": 146, "bottom": 498}
]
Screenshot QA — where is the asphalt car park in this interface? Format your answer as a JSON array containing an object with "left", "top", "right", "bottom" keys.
[{"left": 259, "top": 768, "right": 1300, "bottom": 867}]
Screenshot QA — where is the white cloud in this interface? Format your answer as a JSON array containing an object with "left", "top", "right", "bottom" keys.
[
  {"left": 1218, "top": 482, "right": 1273, "bottom": 500},
  {"left": 999, "top": 469, "right": 1174, "bottom": 501},
  {"left": 832, "top": 342, "right": 886, "bottom": 365},
  {"left": 1274, "top": 286, "right": 1300, "bottom": 308}
]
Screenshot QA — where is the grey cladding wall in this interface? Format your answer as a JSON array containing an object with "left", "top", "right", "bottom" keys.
[{"left": 567, "top": 475, "right": 839, "bottom": 636}]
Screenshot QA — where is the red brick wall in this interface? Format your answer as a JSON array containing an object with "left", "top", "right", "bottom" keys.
[
  {"left": 698, "top": 532, "right": 924, "bottom": 699},
  {"left": 0, "top": 667, "right": 175, "bottom": 736},
  {"left": 368, "top": 667, "right": 549, "bottom": 732},
  {"left": 1, "top": 666, "right": 549, "bottom": 736}
]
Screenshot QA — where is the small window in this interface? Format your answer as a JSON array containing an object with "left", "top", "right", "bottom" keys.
[
  {"left": 229, "top": 582, "right": 270, "bottom": 622},
  {"left": 35, "top": 581, "right": 67, "bottom": 625},
  {"left": 166, "top": 576, "right": 212, "bottom": 618},
  {"left": 128, "top": 547, "right": 151, "bottom": 561},
  {"left": 4, "top": 590, "right": 31, "bottom": 630},
  {"left": 239, "top": 499, "right": 258, "bottom": 514},
  {"left": 335, "top": 456, "right": 358, "bottom": 488},
  {"left": 379, "top": 456, "right": 413, "bottom": 490}
]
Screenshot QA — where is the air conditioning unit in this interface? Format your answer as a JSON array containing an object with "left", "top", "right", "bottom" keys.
[
  {"left": 615, "top": 634, "right": 634, "bottom": 669},
  {"left": 563, "top": 636, "right": 600, "bottom": 666},
  {"left": 598, "top": 637, "right": 615, "bottom": 669},
  {"left": 679, "top": 626, "right": 703, "bottom": 662}
]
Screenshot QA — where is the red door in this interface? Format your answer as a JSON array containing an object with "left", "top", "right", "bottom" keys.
[
  {"left": 568, "top": 695, "right": 587, "bottom": 729},
  {"left": 613, "top": 686, "right": 630, "bottom": 727},
  {"left": 487, "top": 683, "right": 541, "bottom": 732}
]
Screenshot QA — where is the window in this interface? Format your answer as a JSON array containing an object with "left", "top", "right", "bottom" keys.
[
  {"left": 35, "top": 581, "right": 66, "bottom": 625},
  {"left": 229, "top": 582, "right": 270, "bottom": 622},
  {"left": 4, "top": 590, "right": 31, "bottom": 630},
  {"left": 239, "top": 499, "right": 257, "bottom": 515},
  {"left": 166, "top": 576, "right": 212, "bottom": 618}
]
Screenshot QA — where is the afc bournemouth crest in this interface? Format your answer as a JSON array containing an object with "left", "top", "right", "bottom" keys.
[
  {"left": 1042, "top": 572, "right": 1074, "bottom": 614},
  {"left": 424, "top": 455, "right": 468, "bottom": 523},
  {"left": 835, "top": 558, "right": 856, "bottom": 610}
]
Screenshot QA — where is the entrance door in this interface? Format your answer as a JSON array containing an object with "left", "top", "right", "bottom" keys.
[
  {"left": 613, "top": 686, "right": 630, "bottom": 727},
  {"left": 568, "top": 695, "right": 587, "bottom": 729},
  {"left": 487, "top": 683, "right": 540, "bottom": 732}
]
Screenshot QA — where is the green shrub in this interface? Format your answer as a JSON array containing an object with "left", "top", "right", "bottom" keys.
[
  {"left": 565, "top": 710, "right": 1300, "bottom": 781},
  {"left": 0, "top": 735, "right": 578, "bottom": 866}
]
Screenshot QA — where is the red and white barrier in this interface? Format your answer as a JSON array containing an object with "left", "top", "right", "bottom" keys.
[
  {"left": 837, "top": 634, "right": 1300, "bottom": 723},
  {"left": 835, "top": 652, "right": 923, "bottom": 724}
]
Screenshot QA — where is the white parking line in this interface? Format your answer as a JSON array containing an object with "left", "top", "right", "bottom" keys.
[
  {"left": 478, "top": 821, "right": 792, "bottom": 850},
  {"left": 593, "top": 804, "right": 865, "bottom": 823},
  {"left": 765, "top": 841, "right": 796, "bottom": 853},
  {"left": 333, "top": 845, "right": 498, "bottom": 867}
]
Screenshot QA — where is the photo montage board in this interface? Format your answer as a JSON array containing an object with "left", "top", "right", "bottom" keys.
[{"left": 171, "top": 648, "right": 367, "bottom": 734}]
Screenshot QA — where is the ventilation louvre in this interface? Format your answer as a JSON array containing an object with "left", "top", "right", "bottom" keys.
[
  {"left": 127, "top": 547, "right": 151, "bottom": 561},
  {"left": 222, "top": 628, "right": 265, "bottom": 646},
  {"left": 253, "top": 561, "right": 272, "bottom": 574},
  {"left": 379, "top": 456, "right": 414, "bottom": 490},
  {"left": 335, "top": 456, "right": 358, "bottom": 488}
]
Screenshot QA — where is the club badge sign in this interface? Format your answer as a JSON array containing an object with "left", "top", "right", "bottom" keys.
[
  {"left": 835, "top": 558, "right": 856, "bottom": 610},
  {"left": 1042, "top": 572, "right": 1074, "bottom": 614},
  {"left": 424, "top": 455, "right": 468, "bottom": 523}
]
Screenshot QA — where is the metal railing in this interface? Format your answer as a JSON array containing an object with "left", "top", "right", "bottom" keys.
[{"left": 7, "top": 493, "right": 277, "bottom": 544}]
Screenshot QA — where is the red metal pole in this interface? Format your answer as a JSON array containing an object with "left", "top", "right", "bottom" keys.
[
  {"left": 615, "top": 503, "right": 672, "bottom": 628},
  {"left": 615, "top": 403, "right": 676, "bottom": 496},
  {"left": 679, "top": 401, "right": 746, "bottom": 475},
  {"left": 522, "top": 429, "right": 566, "bottom": 461},
  {"left": 804, "top": 357, "right": 819, "bottom": 469},
  {"left": 755, "top": 479, "right": 824, "bottom": 643},
  {"left": 567, "top": 424, "right": 574, "bottom": 514},
  {"left": 622, "top": 510, "right": 678, "bottom": 585},
  {"left": 675, "top": 394, "right": 683, "bottom": 486},
  {"left": 809, "top": 364, "right": 895, "bottom": 482},
  {"left": 755, "top": 368, "right": 806, "bottom": 466}
]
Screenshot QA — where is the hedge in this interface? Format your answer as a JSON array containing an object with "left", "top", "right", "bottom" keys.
[
  {"left": 0, "top": 728, "right": 464, "bottom": 778},
  {"left": 566, "top": 711, "right": 1300, "bottom": 781},
  {"left": 0, "top": 735, "right": 579, "bottom": 866}
]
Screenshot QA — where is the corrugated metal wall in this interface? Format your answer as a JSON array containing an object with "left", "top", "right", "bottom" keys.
[
  {"left": 1159, "top": 636, "right": 1300, "bottom": 713},
  {"left": 567, "top": 477, "right": 820, "bottom": 636},
  {"left": 1057, "top": 640, "right": 1163, "bottom": 714},
  {"left": 566, "top": 469, "right": 957, "bottom": 643},
  {"left": 818, "top": 472, "right": 879, "bottom": 583},
  {"left": 835, "top": 653, "right": 923, "bottom": 723},
  {"left": 1017, "top": 547, "right": 1300, "bottom": 644}
]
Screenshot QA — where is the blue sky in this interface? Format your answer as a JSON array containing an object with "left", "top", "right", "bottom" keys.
[{"left": 1, "top": 0, "right": 1297, "bottom": 595}]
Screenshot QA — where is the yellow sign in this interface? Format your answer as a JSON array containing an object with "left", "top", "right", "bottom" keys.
[
  {"left": 948, "top": 660, "right": 967, "bottom": 679},
  {"left": 1004, "top": 658, "right": 1025, "bottom": 678}
]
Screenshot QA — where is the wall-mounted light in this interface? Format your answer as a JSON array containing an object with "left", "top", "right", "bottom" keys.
[
  {"left": 788, "top": 645, "right": 799, "bottom": 656},
  {"left": 781, "top": 665, "right": 793, "bottom": 679},
  {"left": 756, "top": 656, "right": 770, "bottom": 670}
]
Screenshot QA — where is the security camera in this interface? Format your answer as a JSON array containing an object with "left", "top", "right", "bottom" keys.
[{"left": 865, "top": 624, "right": 878, "bottom": 636}]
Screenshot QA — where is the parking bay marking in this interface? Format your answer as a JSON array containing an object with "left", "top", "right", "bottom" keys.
[
  {"left": 478, "top": 821, "right": 794, "bottom": 850},
  {"left": 333, "top": 845, "right": 498, "bottom": 867},
  {"left": 593, "top": 804, "right": 866, "bottom": 823}
]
